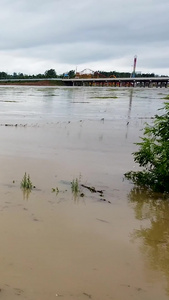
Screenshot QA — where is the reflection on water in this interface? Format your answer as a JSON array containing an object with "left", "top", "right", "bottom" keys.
[
  {"left": 128, "top": 187, "right": 169, "bottom": 295},
  {"left": 128, "top": 89, "right": 133, "bottom": 120},
  {"left": 126, "top": 88, "right": 133, "bottom": 138},
  {"left": 22, "top": 188, "right": 31, "bottom": 200},
  {"left": 0, "top": 85, "right": 168, "bottom": 125},
  {"left": 72, "top": 193, "right": 86, "bottom": 205}
]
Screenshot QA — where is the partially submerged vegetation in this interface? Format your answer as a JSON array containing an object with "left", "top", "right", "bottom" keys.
[
  {"left": 21, "top": 172, "right": 33, "bottom": 190},
  {"left": 52, "top": 187, "right": 59, "bottom": 196},
  {"left": 125, "top": 103, "right": 169, "bottom": 193},
  {"left": 71, "top": 178, "right": 84, "bottom": 198},
  {"left": 70, "top": 178, "right": 111, "bottom": 202},
  {"left": 16, "top": 172, "right": 110, "bottom": 203},
  {"left": 90, "top": 96, "right": 118, "bottom": 99},
  {"left": 163, "top": 94, "right": 169, "bottom": 100},
  {"left": 71, "top": 178, "right": 80, "bottom": 194}
]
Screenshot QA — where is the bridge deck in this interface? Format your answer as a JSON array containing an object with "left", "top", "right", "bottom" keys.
[
  {"left": 62, "top": 77, "right": 169, "bottom": 87},
  {"left": 0, "top": 77, "right": 168, "bottom": 87}
]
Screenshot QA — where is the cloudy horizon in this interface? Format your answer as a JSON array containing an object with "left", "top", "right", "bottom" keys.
[{"left": 0, "top": 0, "right": 169, "bottom": 76}]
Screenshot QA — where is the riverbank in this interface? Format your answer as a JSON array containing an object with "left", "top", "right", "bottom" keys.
[{"left": 0, "top": 79, "right": 64, "bottom": 86}]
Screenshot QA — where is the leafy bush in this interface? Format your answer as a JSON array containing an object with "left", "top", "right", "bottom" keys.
[{"left": 125, "top": 103, "right": 169, "bottom": 193}]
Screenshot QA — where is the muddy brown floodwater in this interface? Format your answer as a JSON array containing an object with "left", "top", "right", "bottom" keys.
[{"left": 0, "top": 85, "right": 169, "bottom": 300}]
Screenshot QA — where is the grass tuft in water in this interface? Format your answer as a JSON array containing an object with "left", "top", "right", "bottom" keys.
[
  {"left": 71, "top": 176, "right": 85, "bottom": 199},
  {"left": 71, "top": 178, "right": 79, "bottom": 194},
  {"left": 52, "top": 187, "right": 59, "bottom": 195},
  {"left": 21, "top": 172, "right": 33, "bottom": 190}
]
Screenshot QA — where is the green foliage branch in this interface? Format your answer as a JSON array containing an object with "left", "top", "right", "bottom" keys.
[{"left": 125, "top": 103, "right": 169, "bottom": 193}]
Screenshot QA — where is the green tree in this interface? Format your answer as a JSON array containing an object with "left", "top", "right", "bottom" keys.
[
  {"left": 68, "top": 70, "right": 75, "bottom": 78},
  {"left": 0, "top": 71, "right": 8, "bottom": 79},
  {"left": 125, "top": 103, "right": 169, "bottom": 193},
  {"left": 44, "top": 69, "right": 57, "bottom": 78}
]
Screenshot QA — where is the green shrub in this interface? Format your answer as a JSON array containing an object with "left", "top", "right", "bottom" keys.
[{"left": 125, "top": 103, "right": 169, "bottom": 193}]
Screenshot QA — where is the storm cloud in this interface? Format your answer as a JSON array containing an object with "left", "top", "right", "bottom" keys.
[{"left": 0, "top": 0, "right": 169, "bottom": 75}]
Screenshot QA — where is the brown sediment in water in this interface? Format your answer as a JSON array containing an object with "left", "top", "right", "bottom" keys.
[{"left": 0, "top": 89, "right": 169, "bottom": 299}]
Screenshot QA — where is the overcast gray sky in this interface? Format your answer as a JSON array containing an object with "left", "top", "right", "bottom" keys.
[{"left": 0, "top": 0, "right": 169, "bottom": 75}]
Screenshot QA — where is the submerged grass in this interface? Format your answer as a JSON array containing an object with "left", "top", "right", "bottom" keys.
[{"left": 90, "top": 96, "right": 118, "bottom": 99}]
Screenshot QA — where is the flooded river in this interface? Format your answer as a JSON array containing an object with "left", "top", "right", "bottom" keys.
[{"left": 0, "top": 85, "right": 169, "bottom": 300}]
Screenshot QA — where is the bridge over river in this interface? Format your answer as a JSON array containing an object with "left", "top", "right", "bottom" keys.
[
  {"left": 0, "top": 77, "right": 168, "bottom": 87},
  {"left": 62, "top": 77, "right": 169, "bottom": 88}
]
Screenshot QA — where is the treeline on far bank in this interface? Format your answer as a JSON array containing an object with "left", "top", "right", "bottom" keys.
[
  {"left": 0, "top": 69, "right": 59, "bottom": 80},
  {"left": 0, "top": 69, "right": 167, "bottom": 80}
]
